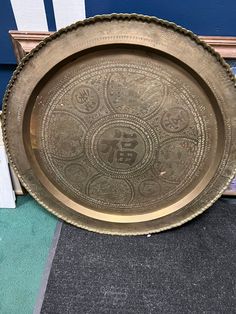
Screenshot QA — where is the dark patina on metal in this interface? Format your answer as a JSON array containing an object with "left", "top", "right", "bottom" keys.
[{"left": 2, "top": 14, "right": 236, "bottom": 235}]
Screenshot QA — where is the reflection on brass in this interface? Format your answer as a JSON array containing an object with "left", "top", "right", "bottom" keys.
[{"left": 2, "top": 14, "right": 236, "bottom": 235}]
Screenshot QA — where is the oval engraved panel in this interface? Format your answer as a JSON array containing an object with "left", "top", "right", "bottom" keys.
[
  {"left": 153, "top": 138, "right": 198, "bottom": 183},
  {"left": 161, "top": 107, "right": 190, "bottom": 133},
  {"left": 106, "top": 71, "right": 166, "bottom": 117},
  {"left": 72, "top": 85, "right": 99, "bottom": 114},
  {"left": 64, "top": 163, "right": 88, "bottom": 186},
  {"left": 138, "top": 180, "right": 161, "bottom": 197},
  {"left": 86, "top": 175, "right": 133, "bottom": 205},
  {"left": 45, "top": 112, "right": 85, "bottom": 159}
]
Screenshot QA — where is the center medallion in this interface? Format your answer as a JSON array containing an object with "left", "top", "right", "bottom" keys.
[{"left": 85, "top": 114, "right": 158, "bottom": 178}]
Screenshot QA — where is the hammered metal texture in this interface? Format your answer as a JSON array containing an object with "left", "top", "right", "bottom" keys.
[{"left": 2, "top": 14, "right": 236, "bottom": 235}]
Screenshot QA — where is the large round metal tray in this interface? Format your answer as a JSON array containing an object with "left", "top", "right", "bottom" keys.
[{"left": 2, "top": 14, "right": 236, "bottom": 235}]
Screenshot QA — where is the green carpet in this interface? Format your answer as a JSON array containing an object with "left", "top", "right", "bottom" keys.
[{"left": 0, "top": 195, "right": 58, "bottom": 314}]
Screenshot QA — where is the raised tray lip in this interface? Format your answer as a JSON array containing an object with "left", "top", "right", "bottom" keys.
[{"left": 2, "top": 13, "right": 236, "bottom": 235}]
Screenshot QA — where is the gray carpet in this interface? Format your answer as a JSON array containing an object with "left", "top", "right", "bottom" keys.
[{"left": 40, "top": 198, "right": 236, "bottom": 314}]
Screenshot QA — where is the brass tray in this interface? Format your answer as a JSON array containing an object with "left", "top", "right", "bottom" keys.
[{"left": 2, "top": 14, "right": 236, "bottom": 235}]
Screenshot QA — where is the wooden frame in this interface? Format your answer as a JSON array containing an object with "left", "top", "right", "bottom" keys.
[
  {"left": 8, "top": 30, "right": 236, "bottom": 196},
  {"left": 9, "top": 31, "right": 53, "bottom": 62},
  {"left": 9, "top": 31, "right": 236, "bottom": 63}
]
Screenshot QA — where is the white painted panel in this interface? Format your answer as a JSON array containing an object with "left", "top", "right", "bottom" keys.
[
  {"left": 52, "top": 0, "right": 85, "bottom": 30},
  {"left": 10, "top": 0, "right": 48, "bottom": 31},
  {"left": 9, "top": 166, "right": 24, "bottom": 195},
  {"left": 0, "top": 117, "right": 15, "bottom": 208}
]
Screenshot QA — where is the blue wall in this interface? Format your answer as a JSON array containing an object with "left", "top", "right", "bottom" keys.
[
  {"left": 85, "top": 0, "right": 236, "bottom": 36},
  {"left": 1, "top": 0, "right": 236, "bottom": 109},
  {"left": 0, "top": 65, "right": 16, "bottom": 105}
]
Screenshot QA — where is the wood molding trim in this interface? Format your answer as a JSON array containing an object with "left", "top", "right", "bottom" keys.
[
  {"left": 9, "top": 31, "right": 53, "bottom": 63},
  {"left": 8, "top": 30, "right": 236, "bottom": 196},
  {"left": 200, "top": 36, "right": 236, "bottom": 59},
  {"left": 9, "top": 31, "right": 236, "bottom": 63}
]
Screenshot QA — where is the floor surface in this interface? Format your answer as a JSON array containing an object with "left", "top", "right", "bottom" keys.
[
  {"left": 2, "top": 195, "right": 236, "bottom": 314},
  {"left": 0, "top": 195, "right": 58, "bottom": 314},
  {"left": 41, "top": 198, "right": 236, "bottom": 314}
]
